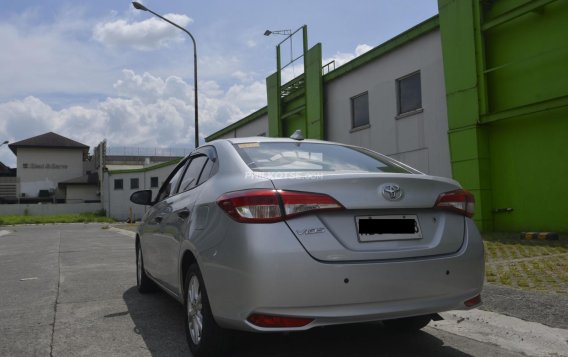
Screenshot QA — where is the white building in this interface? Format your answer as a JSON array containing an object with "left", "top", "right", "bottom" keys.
[
  {"left": 7, "top": 132, "right": 95, "bottom": 202},
  {"left": 1, "top": 132, "right": 184, "bottom": 221},
  {"left": 206, "top": 17, "right": 451, "bottom": 178},
  {"left": 101, "top": 159, "right": 180, "bottom": 221}
]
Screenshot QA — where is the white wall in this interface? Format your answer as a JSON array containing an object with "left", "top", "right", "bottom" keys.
[
  {"left": 102, "top": 162, "right": 178, "bottom": 221},
  {"left": 66, "top": 185, "right": 99, "bottom": 203},
  {"left": 215, "top": 115, "right": 269, "bottom": 140},
  {"left": 209, "top": 30, "right": 451, "bottom": 177},
  {"left": 325, "top": 29, "right": 451, "bottom": 177},
  {"left": 0, "top": 202, "right": 102, "bottom": 216},
  {"left": 17, "top": 148, "right": 84, "bottom": 197}
]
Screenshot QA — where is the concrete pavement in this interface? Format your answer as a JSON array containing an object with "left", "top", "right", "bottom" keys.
[
  {"left": 481, "top": 283, "right": 568, "bottom": 330},
  {"left": 0, "top": 223, "right": 565, "bottom": 356}
]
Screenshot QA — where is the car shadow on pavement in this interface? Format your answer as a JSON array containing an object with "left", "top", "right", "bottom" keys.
[
  {"left": 124, "top": 286, "right": 473, "bottom": 357},
  {"left": 123, "top": 287, "right": 190, "bottom": 356},
  {"left": 231, "top": 325, "right": 473, "bottom": 357}
]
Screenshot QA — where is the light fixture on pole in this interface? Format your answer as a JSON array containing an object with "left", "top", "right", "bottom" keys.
[
  {"left": 0, "top": 140, "right": 8, "bottom": 148},
  {"left": 263, "top": 29, "right": 291, "bottom": 37},
  {"left": 132, "top": 2, "right": 200, "bottom": 148},
  {"left": 265, "top": 28, "right": 295, "bottom": 80}
]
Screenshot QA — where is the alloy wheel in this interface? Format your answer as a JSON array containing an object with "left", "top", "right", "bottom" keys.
[{"left": 187, "top": 275, "right": 203, "bottom": 345}]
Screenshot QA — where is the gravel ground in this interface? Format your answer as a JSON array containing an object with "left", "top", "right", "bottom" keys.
[
  {"left": 484, "top": 238, "right": 568, "bottom": 294},
  {"left": 481, "top": 283, "right": 568, "bottom": 329}
]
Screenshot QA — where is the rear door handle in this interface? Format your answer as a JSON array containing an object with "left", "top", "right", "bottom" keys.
[{"left": 176, "top": 208, "right": 190, "bottom": 220}]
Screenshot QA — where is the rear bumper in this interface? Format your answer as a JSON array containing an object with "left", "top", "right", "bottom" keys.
[{"left": 200, "top": 218, "right": 484, "bottom": 332}]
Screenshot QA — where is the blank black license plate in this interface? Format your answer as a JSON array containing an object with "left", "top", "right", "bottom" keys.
[{"left": 356, "top": 215, "right": 422, "bottom": 242}]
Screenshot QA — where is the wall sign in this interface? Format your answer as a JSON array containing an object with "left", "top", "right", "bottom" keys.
[{"left": 22, "top": 163, "right": 69, "bottom": 169}]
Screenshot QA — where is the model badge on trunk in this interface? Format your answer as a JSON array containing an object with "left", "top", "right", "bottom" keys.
[{"left": 296, "top": 227, "right": 326, "bottom": 235}]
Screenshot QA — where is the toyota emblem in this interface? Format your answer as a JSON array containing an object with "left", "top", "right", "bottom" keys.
[{"left": 381, "top": 184, "right": 403, "bottom": 201}]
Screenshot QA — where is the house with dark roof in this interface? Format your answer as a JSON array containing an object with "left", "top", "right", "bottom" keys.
[
  {"left": 7, "top": 132, "right": 97, "bottom": 203},
  {"left": 0, "top": 161, "right": 16, "bottom": 176},
  {"left": 0, "top": 162, "right": 17, "bottom": 203},
  {"left": 1, "top": 133, "right": 187, "bottom": 220}
]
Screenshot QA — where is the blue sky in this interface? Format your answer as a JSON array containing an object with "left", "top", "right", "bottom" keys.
[{"left": 0, "top": 0, "right": 438, "bottom": 167}]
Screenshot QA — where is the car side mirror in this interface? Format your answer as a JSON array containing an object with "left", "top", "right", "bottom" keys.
[{"left": 130, "top": 190, "right": 153, "bottom": 206}]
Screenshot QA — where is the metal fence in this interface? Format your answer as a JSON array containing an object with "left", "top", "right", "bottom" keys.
[{"left": 106, "top": 147, "right": 192, "bottom": 157}]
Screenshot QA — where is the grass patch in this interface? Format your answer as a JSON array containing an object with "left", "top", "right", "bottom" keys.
[
  {"left": 0, "top": 212, "right": 115, "bottom": 225},
  {"left": 483, "top": 232, "right": 568, "bottom": 295}
]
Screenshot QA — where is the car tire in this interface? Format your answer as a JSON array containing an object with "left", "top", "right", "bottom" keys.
[
  {"left": 136, "top": 242, "right": 156, "bottom": 293},
  {"left": 184, "top": 263, "right": 230, "bottom": 357},
  {"left": 383, "top": 315, "right": 432, "bottom": 331}
]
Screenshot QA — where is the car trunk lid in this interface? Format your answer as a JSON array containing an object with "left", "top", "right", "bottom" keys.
[{"left": 271, "top": 172, "right": 465, "bottom": 262}]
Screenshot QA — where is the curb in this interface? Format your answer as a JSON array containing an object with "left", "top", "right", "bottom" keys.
[
  {"left": 520, "top": 232, "right": 559, "bottom": 241},
  {"left": 108, "top": 226, "right": 136, "bottom": 238}
]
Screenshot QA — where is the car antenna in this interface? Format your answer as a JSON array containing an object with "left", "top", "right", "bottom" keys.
[{"left": 290, "top": 129, "right": 304, "bottom": 141}]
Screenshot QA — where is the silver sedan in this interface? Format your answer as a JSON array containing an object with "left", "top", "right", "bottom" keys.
[{"left": 130, "top": 137, "right": 484, "bottom": 357}]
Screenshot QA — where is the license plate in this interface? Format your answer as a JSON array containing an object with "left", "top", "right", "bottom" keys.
[{"left": 356, "top": 215, "right": 422, "bottom": 242}]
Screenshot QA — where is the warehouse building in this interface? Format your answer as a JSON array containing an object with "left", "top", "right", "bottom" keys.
[
  {"left": 94, "top": 140, "right": 182, "bottom": 220},
  {"left": 207, "top": 18, "right": 451, "bottom": 178},
  {"left": 207, "top": 0, "right": 568, "bottom": 232}
]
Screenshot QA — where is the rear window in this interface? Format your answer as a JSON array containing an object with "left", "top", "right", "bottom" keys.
[{"left": 233, "top": 142, "right": 414, "bottom": 174}]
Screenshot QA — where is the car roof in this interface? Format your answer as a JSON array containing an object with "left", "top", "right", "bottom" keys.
[{"left": 218, "top": 136, "right": 335, "bottom": 145}]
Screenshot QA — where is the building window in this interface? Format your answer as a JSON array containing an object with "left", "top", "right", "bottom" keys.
[
  {"left": 397, "top": 71, "right": 422, "bottom": 115},
  {"left": 130, "top": 178, "right": 139, "bottom": 190},
  {"left": 114, "top": 179, "right": 123, "bottom": 190},
  {"left": 150, "top": 177, "right": 159, "bottom": 188},
  {"left": 351, "top": 92, "right": 369, "bottom": 129}
]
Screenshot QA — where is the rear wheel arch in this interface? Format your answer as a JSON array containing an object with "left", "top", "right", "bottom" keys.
[
  {"left": 136, "top": 234, "right": 156, "bottom": 293},
  {"left": 180, "top": 250, "right": 198, "bottom": 296}
]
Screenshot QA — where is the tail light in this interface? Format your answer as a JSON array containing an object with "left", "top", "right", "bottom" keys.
[
  {"left": 434, "top": 189, "right": 475, "bottom": 217},
  {"left": 247, "top": 313, "right": 313, "bottom": 328},
  {"left": 464, "top": 294, "right": 482, "bottom": 307},
  {"left": 217, "top": 189, "right": 344, "bottom": 223}
]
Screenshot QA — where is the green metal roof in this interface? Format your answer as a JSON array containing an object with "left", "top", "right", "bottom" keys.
[
  {"left": 323, "top": 15, "right": 439, "bottom": 82},
  {"left": 205, "top": 107, "right": 268, "bottom": 142},
  {"left": 107, "top": 158, "right": 181, "bottom": 174}
]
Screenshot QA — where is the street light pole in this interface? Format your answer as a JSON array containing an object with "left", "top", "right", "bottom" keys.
[
  {"left": 264, "top": 29, "right": 293, "bottom": 65},
  {"left": 132, "top": 2, "right": 199, "bottom": 148}
]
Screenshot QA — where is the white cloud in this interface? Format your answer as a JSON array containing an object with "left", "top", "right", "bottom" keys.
[
  {"left": 355, "top": 44, "right": 373, "bottom": 56},
  {"left": 93, "top": 14, "right": 193, "bottom": 50},
  {"left": 281, "top": 62, "right": 305, "bottom": 84},
  {"left": 0, "top": 70, "right": 267, "bottom": 167},
  {"left": 0, "top": 21, "right": 114, "bottom": 100},
  {"left": 224, "top": 82, "right": 267, "bottom": 111},
  {"left": 277, "top": 43, "right": 375, "bottom": 83},
  {"left": 231, "top": 70, "right": 256, "bottom": 83},
  {"left": 113, "top": 70, "right": 192, "bottom": 103},
  {"left": 323, "top": 43, "right": 373, "bottom": 69}
]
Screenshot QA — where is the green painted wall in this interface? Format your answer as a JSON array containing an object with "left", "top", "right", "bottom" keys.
[
  {"left": 489, "top": 108, "right": 568, "bottom": 231},
  {"left": 304, "top": 43, "right": 324, "bottom": 139},
  {"left": 483, "top": 0, "right": 568, "bottom": 112},
  {"left": 438, "top": 0, "right": 493, "bottom": 230},
  {"left": 266, "top": 72, "right": 281, "bottom": 137},
  {"left": 266, "top": 26, "right": 324, "bottom": 139},
  {"left": 438, "top": 0, "right": 568, "bottom": 232}
]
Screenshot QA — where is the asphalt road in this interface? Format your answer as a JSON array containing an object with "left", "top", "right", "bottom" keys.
[{"left": 0, "top": 224, "right": 561, "bottom": 356}]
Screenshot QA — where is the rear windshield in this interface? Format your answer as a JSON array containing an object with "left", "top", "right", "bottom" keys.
[{"left": 233, "top": 142, "right": 414, "bottom": 174}]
